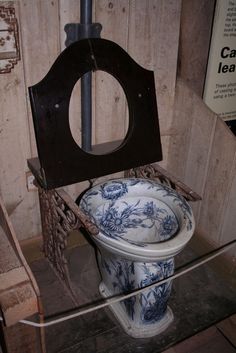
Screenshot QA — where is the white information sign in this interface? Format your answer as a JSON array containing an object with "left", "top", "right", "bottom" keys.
[{"left": 203, "top": 0, "right": 236, "bottom": 121}]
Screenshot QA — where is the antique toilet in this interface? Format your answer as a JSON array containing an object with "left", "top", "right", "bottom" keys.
[
  {"left": 28, "top": 38, "right": 195, "bottom": 338},
  {"left": 79, "top": 177, "right": 194, "bottom": 337}
]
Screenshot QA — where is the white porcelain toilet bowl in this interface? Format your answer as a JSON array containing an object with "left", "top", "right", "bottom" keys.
[{"left": 80, "top": 178, "right": 195, "bottom": 338}]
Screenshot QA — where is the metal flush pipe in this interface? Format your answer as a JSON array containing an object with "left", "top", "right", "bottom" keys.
[{"left": 81, "top": 0, "right": 92, "bottom": 152}]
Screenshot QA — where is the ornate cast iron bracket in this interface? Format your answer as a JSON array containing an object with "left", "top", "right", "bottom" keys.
[
  {"left": 38, "top": 187, "right": 98, "bottom": 304},
  {"left": 126, "top": 164, "right": 202, "bottom": 202}
]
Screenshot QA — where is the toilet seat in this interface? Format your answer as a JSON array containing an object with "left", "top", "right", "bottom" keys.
[
  {"left": 93, "top": 216, "right": 192, "bottom": 261},
  {"left": 28, "top": 38, "right": 162, "bottom": 189}
]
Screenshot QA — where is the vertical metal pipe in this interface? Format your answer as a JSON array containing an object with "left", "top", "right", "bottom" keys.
[
  {"left": 81, "top": 0, "right": 92, "bottom": 152},
  {"left": 80, "top": 0, "right": 92, "bottom": 25}
]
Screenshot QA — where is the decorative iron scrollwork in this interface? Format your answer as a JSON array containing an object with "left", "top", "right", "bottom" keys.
[
  {"left": 127, "top": 164, "right": 201, "bottom": 202},
  {"left": 38, "top": 186, "right": 98, "bottom": 303},
  {"left": 38, "top": 188, "right": 82, "bottom": 302}
]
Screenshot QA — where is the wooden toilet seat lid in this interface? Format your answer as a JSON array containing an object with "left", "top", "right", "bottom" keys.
[{"left": 28, "top": 38, "right": 162, "bottom": 189}]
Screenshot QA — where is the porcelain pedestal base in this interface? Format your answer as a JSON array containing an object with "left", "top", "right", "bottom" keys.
[{"left": 99, "top": 282, "right": 174, "bottom": 338}]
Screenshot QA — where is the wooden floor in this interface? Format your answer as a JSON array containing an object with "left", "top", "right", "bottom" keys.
[
  {"left": 163, "top": 317, "right": 236, "bottom": 353},
  {"left": 16, "top": 239, "right": 236, "bottom": 352},
  {"left": 1, "top": 317, "right": 235, "bottom": 353}
]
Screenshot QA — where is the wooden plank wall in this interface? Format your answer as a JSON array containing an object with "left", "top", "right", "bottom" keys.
[
  {"left": 167, "top": 0, "right": 236, "bottom": 266},
  {"left": 168, "top": 79, "right": 236, "bottom": 263},
  {"left": 178, "top": 0, "right": 216, "bottom": 96},
  {"left": 0, "top": 0, "right": 181, "bottom": 240}
]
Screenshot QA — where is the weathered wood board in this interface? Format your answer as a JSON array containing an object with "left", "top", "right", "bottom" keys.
[
  {"left": 220, "top": 155, "right": 236, "bottom": 259},
  {"left": 178, "top": 0, "right": 216, "bottom": 96},
  {"left": 169, "top": 80, "right": 217, "bottom": 222},
  {"left": 167, "top": 79, "right": 236, "bottom": 263},
  {"left": 2, "top": 321, "right": 43, "bottom": 353},
  {"left": 0, "top": 1, "right": 42, "bottom": 241},
  {"left": 128, "top": 0, "right": 181, "bottom": 166},
  {"left": 19, "top": 0, "right": 60, "bottom": 157},
  {"left": 0, "top": 194, "right": 45, "bottom": 352},
  {"left": 0, "top": 196, "right": 40, "bottom": 326},
  {"left": 197, "top": 119, "right": 236, "bottom": 246}
]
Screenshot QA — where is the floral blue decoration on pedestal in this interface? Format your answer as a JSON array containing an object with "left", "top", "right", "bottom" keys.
[
  {"left": 100, "top": 255, "right": 174, "bottom": 324},
  {"left": 101, "top": 256, "right": 136, "bottom": 319},
  {"left": 139, "top": 260, "right": 174, "bottom": 324}
]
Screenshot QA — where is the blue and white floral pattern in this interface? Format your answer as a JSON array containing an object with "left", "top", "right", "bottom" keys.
[
  {"left": 79, "top": 178, "right": 191, "bottom": 245},
  {"left": 100, "top": 255, "right": 174, "bottom": 324},
  {"left": 101, "top": 181, "right": 128, "bottom": 200},
  {"left": 94, "top": 199, "right": 178, "bottom": 243},
  {"left": 139, "top": 259, "right": 174, "bottom": 324},
  {"left": 101, "top": 256, "right": 136, "bottom": 319}
]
